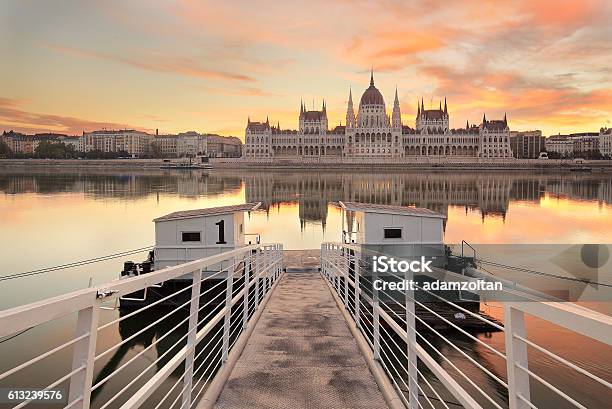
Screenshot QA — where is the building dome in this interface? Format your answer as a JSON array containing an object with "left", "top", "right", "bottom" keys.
[{"left": 359, "top": 71, "right": 385, "bottom": 107}]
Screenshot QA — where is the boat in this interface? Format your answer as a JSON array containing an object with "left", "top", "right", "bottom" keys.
[
  {"left": 570, "top": 166, "right": 591, "bottom": 172},
  {"left": 118, "top": 203, "right": 262, "bottom": 308},
  {"left": 160, "top": 162, "right": 212, "bottom": 169}
]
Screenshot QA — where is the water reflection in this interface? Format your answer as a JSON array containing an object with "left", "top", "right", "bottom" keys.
[
  {"left": 0, "top": 170, "right": 242, "bottom": 200},
  {"left": 1, "top": 168, "right": 611, "bottom": 408},
  {"left": 1, "top": 169, "right": 611, "bottom": 229}
]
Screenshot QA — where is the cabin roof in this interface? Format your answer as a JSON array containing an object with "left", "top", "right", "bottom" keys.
[
  {"left": 154, "top": 202, "right": 261, "bottom": 222},
  {"left": 339, "top": 201, "right": 446, "bottom": 219}
]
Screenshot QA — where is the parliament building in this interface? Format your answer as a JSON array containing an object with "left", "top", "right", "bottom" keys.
[{"left": 244, "top": 71, "right": 512, "bottom": 160}]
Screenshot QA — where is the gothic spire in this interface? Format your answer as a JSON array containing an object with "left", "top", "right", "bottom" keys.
[
  {"left": 466, "top": 120, "right": 469, "bottom": 129},
  {"left": 483, "top": 113, "right": 487, "bottom": 123},
  {"left": 444, "top": 97, "right": 448, "bottom": 114},
  {"left": 346, "top": 86, "right": 355, "bottom": 128},
  {"left": 421, "top": 97, "right": 424, "bottom": 112},
  {"left": 370, "top": 66, "right": 374, "bottom": 86},
  {"left": 439, "top": 100, "right": 442, "bottom": 111},
  {"left": 503, "top": 112, "right": 507, "bottom": 125},
  {"left": 392, "top": 86, "right": 401, "bottom": 128},
  {"left": 417, "top": 100, "right": 420, "bottom": 117}
]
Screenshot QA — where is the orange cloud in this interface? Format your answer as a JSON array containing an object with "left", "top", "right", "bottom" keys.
[
  {"left": 2, "top": 0, "right": 611, "bottom": 137},
  {"left": 49, "top": 45, "right": 257, "bottom": 83},
  {"left": 525, "top": 0, "right": 602, "bottom": 26},
  {"left": 416, "top": 64, "right": 612, "bottom": 132},
  {"left": 0, "top": 97, "right": 152, "bottom": 135}
]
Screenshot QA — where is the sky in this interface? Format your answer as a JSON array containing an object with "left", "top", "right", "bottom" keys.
[{"left": 1, "top": 0, "right": 611, "bottom": 140}]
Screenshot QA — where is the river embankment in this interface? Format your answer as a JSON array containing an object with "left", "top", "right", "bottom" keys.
[{"left": 1, "top": 158, "right": 611, "bottom": 172}]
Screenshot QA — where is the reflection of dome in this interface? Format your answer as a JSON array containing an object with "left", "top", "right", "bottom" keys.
[{"left": 359, "top": 71, "right": 385, "bottom": 106}]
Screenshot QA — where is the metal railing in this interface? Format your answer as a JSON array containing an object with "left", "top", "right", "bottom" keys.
[
  {"left": 321, "top": 242, "right": 612, "bottom": 409},
  {"left": 0, "top": 243, "right": 283, "bottom": 409}
]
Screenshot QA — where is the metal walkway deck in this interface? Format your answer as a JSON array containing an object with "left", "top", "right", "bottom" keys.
[{"left": 211, "top": 271, "right": 389, "bottom": 409}]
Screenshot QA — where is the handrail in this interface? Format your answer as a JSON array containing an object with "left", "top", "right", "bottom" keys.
[
  {"left": 461, "top": 239, "right": 476, "bottom": 259},
  {"left": 320, "top": 241, "right": 612, "bottom": 409},
  {"left": 0, "top": 243, "right": 284, "bottom": 409},
  {"left": 0, "top": 243, "right": 267, "bottom": 337}
]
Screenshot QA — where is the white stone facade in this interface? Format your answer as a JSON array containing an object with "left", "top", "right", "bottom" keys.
[
  {"left": 600, "top": 128, "right": 612, "bottom": 157},
  {"left": 244, "top": 71, "right": 512, "bottom": 160},
  {"left": 545, "top": 135, "right": 574, "bottom": 156},
  {"left": 83, "top": 130, "right": 152, "bottom": 156}
]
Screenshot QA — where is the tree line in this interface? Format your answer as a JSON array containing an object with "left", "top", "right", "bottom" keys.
[{"left": 0, "top": 140, "right": 134, "bottom": 159}]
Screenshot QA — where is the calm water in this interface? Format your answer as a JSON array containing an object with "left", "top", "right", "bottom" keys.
[{"left": 0, "top": 168, "right": 611, "bottom": 408}]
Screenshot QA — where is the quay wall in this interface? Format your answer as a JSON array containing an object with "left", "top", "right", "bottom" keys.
[
  {"left": 1, "top": 158, "right": 611, "bottom": 172},
  {"left": 209, "top": 157, "right": 612, "bottom": 172}
]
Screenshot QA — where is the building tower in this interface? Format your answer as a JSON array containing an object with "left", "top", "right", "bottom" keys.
[
  {"left": 392, "top": 87, "right": 402, "bottom": 129},
  {"left": 357, "top": 69, "right": 388, "bottom": 128},
  {"left": 346, "top": 87, "right": 356, "bottom": 129},
  {"left": 416, "top": 97, "right": 449, "bottom": 134}
]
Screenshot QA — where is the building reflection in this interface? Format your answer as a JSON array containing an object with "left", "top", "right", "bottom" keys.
[
  {"left": 242, "top": 171, "right": 612, "bottom": 227},
  {"left": 1, "top": 169, "right": 611, "bottom": 229},
  {"left": 0, "top": 169, "right": 242, "bottom": 199}
]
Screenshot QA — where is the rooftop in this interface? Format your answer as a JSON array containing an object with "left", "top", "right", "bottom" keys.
[
  {"left": 359, "top": 70, "right": 385, "bottom": 106},
  {"left": 339, "top": 201, "right": 446, "bottom": 219},
  {"left": 420, "top": 109, "right": 445, "bottom": 120},
  {"left": 154, "top": 202, "right": 261, "bottom": 222},
  {"left": 331, "top": 125, "right": 346, "bottom": 134},
  {"left": 301, "top": 111, "right": 326, "bottom": 121},
  {"left": 246, "top": 121, "right": 270, "bottom": 132},
  {"left": 482, "top": 119, "right": 507, "bottom": 131}
]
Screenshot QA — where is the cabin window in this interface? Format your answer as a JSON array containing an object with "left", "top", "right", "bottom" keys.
[
  {"left": 182, "top": 232, "right": 201, "bottom": 242},
  {"left": 383, "top": 228, "right": 402, "bottom": 239}
]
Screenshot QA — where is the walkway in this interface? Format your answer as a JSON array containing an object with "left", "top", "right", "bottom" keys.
[{"left": 212, "top": 271, "right": 389, "bottom": 409}]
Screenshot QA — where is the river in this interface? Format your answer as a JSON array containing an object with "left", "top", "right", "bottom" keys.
[{"left": 0, "top": 168, "right": 610, "bottom": 408}]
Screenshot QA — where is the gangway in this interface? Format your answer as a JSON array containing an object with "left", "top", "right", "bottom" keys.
[{"left": 0, "top": 246, "right": 611, "bottom": 408}]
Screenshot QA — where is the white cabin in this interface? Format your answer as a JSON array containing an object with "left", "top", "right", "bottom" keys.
[
  {"left": 339, "top": 201, "right": 446, "bottom": 259},
  {"left": 153, "top": 202, "right": 261, "bottom": 276},
  {"left": 340, "top": 201, "right": 445, "bottom": 245}
]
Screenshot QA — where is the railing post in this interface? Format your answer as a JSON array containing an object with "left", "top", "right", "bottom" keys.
[
  {"left": 280, "top": 244, "right": 283, "bottom": 278},
  {"left": 505, "top": 303, "right": 531, "bottom": 409},
  {"left": 354, "top": 251, "right": 361, "bottom": 328},
  {"left": 325, "top": 245, "right": 330, "bottom": 277},
  {"left": 344, "top": 249, "right": 349, "bottom": 309},
  {"left": 334, "top": 247, "right": 342, "bottom": 296},
  {"left": 243, "top": 253, "right": 250, "bottom": 329},
  {"left": 373, "top": 258, "right": 381, "bottom": 360},
  {"left": 68, "top": 300, "right": 101, "bottom": 409},
  {"left": 222, "top": 265, "right": 234, "bottom": 362},
  {"left": 277, "top": 244, "right": 283, "bottom": 279},
  {"left": 255, "top": 249, "right": 260, "bottom": 309},
  {"left": 322, "top": 244, "right": 328, "bottom": 279},
  {"left": 266, "top": 245, "right": 271, "bottom": 293},
  {"left": 182, "top": 268, "right": 202, "bottom": 408},
  {"left": 405, "top": 267, "right": 418, "bottom": 409},
  {"left": 261, "top": 246, "right": 267, "bottom": 295}
]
